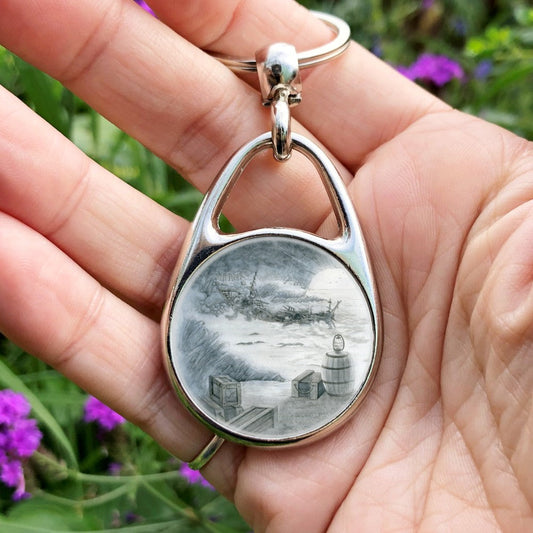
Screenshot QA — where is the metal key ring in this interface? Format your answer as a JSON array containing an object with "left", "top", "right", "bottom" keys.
[{"left": 208, "top": 11, "right": 351, "bottom": 72}]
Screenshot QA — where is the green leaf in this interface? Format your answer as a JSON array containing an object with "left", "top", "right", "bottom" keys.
[
  {"left": 513, "top": 6, "right": 533, "bottom": 26},
  {"left": 0, "top": 359, "right": 78, "bottom": 468},
  {"left": 200, "top": 495, "right": 251, "bottom": 532},
  {"left": 0, "top": 519, "right": 58, "bottom": 533},
  {"left": 465, "top": 36, "right": 487, "bottom": 57},
  {"left": 465, "top": 26, "right": 514, "bottom": 58},
  {"left": 0, "top": 46, "right": 19, "bottom": 93},
  {"left": 1, "top": 498, "right": 90, "bottom": 531},
  {"left": 485, "top": 26, "right": 512, "bottom": 47},
  {"left": 477, "top": 62, "right": 533, "bottom": 106},
  {"left": 95, "top": 521, "right": 189, "bottom": 533},
  {"left": 15, "top": 58, "right": 70, "bottom": 137},
  {"left": 0, "top": 515, "right": 189, "bottom": 533},
  {"left": 515, "top": 27, "right": 533, "bottom": 46}
]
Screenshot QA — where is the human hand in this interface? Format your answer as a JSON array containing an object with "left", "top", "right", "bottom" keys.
[{"left": 0, "top": 1, "right": 531, "bottom": 531}]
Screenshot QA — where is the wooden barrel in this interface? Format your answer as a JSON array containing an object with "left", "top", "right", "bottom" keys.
[{"left": 321, "top": 334, "right": 355, "bottom": 396}]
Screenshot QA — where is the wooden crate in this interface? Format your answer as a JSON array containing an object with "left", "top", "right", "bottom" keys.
[
  {"left": 209, "top": 375, "right": 241, "bottom": 407},
  {"left": 291, "top": 370, "right": 325, "bottom": 400}
]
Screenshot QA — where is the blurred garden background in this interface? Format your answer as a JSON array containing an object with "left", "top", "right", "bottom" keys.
[{"left": 0, "top": 0, "right": 531, "bottom": 531}]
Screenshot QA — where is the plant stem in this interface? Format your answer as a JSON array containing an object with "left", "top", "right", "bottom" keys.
[
  {"left": 140, "top": 479, "right": 199, "bottom": 521},
  {"left": 36, "top": 482, "right": 134, "bottom": 508},
  {"left": 33, "top": 450, "right": 181, "bottom": 485}
]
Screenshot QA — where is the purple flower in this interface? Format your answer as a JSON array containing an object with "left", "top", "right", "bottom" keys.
[
  {"left": 134, "top": 0, "right": 154, "bottom": 16},
  {"left": 83, "top": 396, "right": 125, "bottom": 431},
  {"left": 9, "top": 419, "right": 42, "bottom": 457},
  {"left": 396, "top": 65, "right": 416, "bottom": 81},
  {"left": 125, "top": 512, "right": 141, "bottom": 524},
  {"left": 0, "top": 390, "right": 42, "bottom": 500},
  {"left": 0, "top": 457, "right": 22, "bottom": 487},
  {"left": 0, "top": 390, "right": 31, "bottom": 425},
  {"left": 108, "top": 462, "right": 122, "bottom": 476},
  {"left": 452, "top": 18, "right": 468, "bottom": 37},
  {"left": 371, "top": 39, "right": 383, "bottom": 58},
  {"left": 474, "top": 59, "right": 493, "bottom": 80},
  {"left": 179, "top": 463, "right": 214, "bottom": 489},
  {"left": 398, "top": 53, "right": 464, "bottom": 87}
]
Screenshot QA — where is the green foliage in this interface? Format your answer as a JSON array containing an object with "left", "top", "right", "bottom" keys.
[
  {"left": 0, "top": 346, "right": 249, "bottom": 531},
  {"left": 301, "top": 0, "right": 533, "bottom": 138},
  {"left": 0, "top": 359, "right": 78, "bottom": 468},
  {"left": 0, "top": 0, "right": 531, "bottom": 530},
  {"left": 70, "top": 111, "right": 204, "bottom": 220}
]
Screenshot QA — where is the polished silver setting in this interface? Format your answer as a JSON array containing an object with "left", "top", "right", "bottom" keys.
[
  {"left": 162, "top": 133, "right": 382, "bottom": 448},
  {"left": 208, "top": 12, "right": 351, "bottom": 72},
  {"left": 256, "top": 43, "right": 302, "bottom": 161},
  {"left": 256, "top": 43, "right": 302, "bottom": 105},
  {"left": 270, "top": 90, "right": 292, "bottom": 160}
]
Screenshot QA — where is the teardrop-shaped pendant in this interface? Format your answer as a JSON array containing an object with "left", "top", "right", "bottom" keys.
[{"left": 162, "top": 132, "right": 382, "bottom": 447}]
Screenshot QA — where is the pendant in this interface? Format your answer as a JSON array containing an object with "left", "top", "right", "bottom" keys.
[
  {"left": 163, "top": 133, "right": 381, "bottom": 447},
  {"left": 162, "top": 13, "right": 382, "bottom": 451}
]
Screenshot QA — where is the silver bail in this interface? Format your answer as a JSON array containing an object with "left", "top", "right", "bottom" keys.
[{"left": 256, "top": 43, "right": 302, "bottom": 161}]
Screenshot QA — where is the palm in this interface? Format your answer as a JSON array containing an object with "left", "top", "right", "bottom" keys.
[
  {"left": 0, "top": 1, "right": 531, "bottom": 532},
  {"left": 233, "top": 111, "right": 533, "bottom": 531}
]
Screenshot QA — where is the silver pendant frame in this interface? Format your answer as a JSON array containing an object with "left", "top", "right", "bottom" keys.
[{"left": 162, "top": 132, "right": 382, "bottom": 448}]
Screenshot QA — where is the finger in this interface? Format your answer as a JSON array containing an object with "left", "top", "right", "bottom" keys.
[
  {"left": 147, "top": 0, "right": 447, "bottom": 169},
  {"left": 0, "top": 86, "right": 187, "bottom": 316},
  {"left": 0, "top": 0, "right": 344, "bottom": 234},
  {"left": 0, "top": 212, "right": 246, "bottom": 486}
]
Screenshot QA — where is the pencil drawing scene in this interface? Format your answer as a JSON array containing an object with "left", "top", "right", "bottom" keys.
[{"left": 169, "top": 237, "right": 375, "bottom": 440}]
